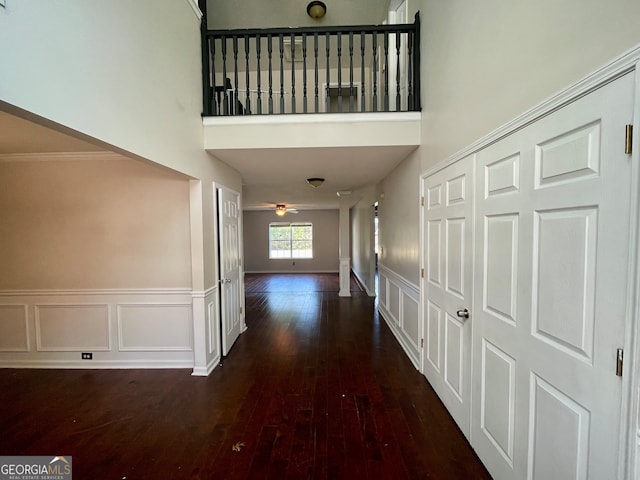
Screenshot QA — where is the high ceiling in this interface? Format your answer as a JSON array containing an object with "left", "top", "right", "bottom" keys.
[
  {"left": 206, "top": 0, "right": 393, "bottom": 30},
  {"left": 0, "top": 0, "right": 410, "bottom": 212}
]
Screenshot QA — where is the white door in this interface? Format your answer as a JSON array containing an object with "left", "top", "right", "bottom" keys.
[
  {"left": 422, "top": 158, "right": 474, "bottom": 438},
  {"left": 218, "top": 186, "right": 242, "bottom": 356},
  {"left": 472, "top": 73, "right": 634, "bottom": 479}
]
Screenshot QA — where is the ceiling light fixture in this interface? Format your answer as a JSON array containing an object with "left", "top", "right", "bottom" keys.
[
  {"left": 306, "top": 1, "right": 327, "bottom": 19},
  {"left": 306, "top": 177, "right": 325, "bottom": 188},
  {"left": 275, "top": 204, "right": 287, "bottom": 216}
]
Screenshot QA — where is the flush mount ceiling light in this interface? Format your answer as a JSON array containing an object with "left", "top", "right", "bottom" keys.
[
  {"left": 306, "top": 1, "right": 326, "bottom": 19},
  {"left": 275, "top": 204, "right": 287, "bottom": 216},
  {"left": 306, "top": 177, "right": 325, "bottom": 188}
]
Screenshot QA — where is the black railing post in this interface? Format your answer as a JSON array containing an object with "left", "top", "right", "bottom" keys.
[
  {"left": 395, "top": 29, "right": 401, "bottom": 111},
  {"left": 302, "top": 34, "right": 308, "bottom": 113},
  {"left": 325, "top": 32, "right": 330, "bottom": 113},
  {"left": 314, "top": 33, "right": 319, "bottom": 113},
  {"left": 279, "top": 33, "right": 285, "bottom": 113},
  {"left": 360, "top": 31, "right": 365, "bottom": 112},
  {"left": 383, "top": 32, "right": 389, "bottom": 112},
  {"left": 349, "top": 32, "right": 354, "bottom": 113},
  {"left": 268, "top": 35, "right": 273, "bottom": 114},
  {"left": 245, "top": 35, "right": 251, "bottom": 114},
  {"left": 290, "top": 33, "right": 296, "bottom": 114},
  {"left": 256, "top": 34, "right": 262, "bottom": 114},
  {"left": 372, "top": 31, "right": 378, "bottom": 112},
  {"left": 201, "top": 16, "right": 211, "bottom": 116},
  {"left": 413, "top": 12, "right": 421, "bottom": 112},
  {"left": 221, "top": 36, "right": 228, "bottom": 115}
]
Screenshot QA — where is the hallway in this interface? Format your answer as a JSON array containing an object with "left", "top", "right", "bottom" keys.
[{"left": 0, "top": 274, "right": 490, "bottom": 479}]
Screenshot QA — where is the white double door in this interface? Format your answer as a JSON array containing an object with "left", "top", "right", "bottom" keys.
[{"left": 422, "top": 72, "right": 635, "bottom": 479}]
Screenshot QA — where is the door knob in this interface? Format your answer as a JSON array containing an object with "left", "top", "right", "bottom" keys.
[{"left": 456, "top": 308, "right": 470, "bottom": 319}]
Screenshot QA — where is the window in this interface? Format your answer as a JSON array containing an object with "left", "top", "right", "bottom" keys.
[{"left": 269, "top": 223, "right": 313, "bottom": 259}]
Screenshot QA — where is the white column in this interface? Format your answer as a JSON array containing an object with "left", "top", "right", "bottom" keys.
[{"left": 338, "top": 191, "right": 351, "bottom": 297}]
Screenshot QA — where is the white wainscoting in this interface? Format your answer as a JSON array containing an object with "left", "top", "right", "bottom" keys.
[
  {"left": 0, "top": 289, "right": 194, "bottom": 369},
  {"left": 377, "top": 264, "right": 420, "bottom": 369},
  {"left": 0, "top": 304, "right": 29, "bottom": 352}
]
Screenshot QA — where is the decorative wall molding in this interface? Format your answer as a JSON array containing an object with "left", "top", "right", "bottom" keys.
[
  {"left": 0, "top": 287, "right": 192, "bottom": 297},
  {"left": 0, "top": 304, "right": 29, "bottom": 352},
  {"left": 117, "top": 303, "right": 193, "bottom": 351},
  {"left": 0, "top": 288, "right": 195, "bottom": 369},
  {"left": 35, "top": 303, "right": 110, "bottom": 352},
  {"left": 245, "top": 270, "right": 339, "bottom": 274},
  {"left": 377, "top": 263, "right": 420, "bottom": 369}
]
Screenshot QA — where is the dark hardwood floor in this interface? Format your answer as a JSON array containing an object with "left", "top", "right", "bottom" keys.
[{"left": 0, "top": 273, "right": 490, "bottom": 479}]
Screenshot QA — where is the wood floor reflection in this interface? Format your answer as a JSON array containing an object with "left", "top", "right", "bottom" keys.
[{"left": 0, "top": 273, "right": 490, "bottom": 479}]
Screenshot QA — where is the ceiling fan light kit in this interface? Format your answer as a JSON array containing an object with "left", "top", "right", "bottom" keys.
[
  {"left": 306, "top": 177, "right": 325, "bottom": 188},
  {"left": 275, "top": 204, "right": 287, "bottom": 216}
]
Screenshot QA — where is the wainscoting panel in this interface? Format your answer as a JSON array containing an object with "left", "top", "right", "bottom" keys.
[
  {"left": 0, "top": 304, "right": 29, "bottom": 352},
  {"left": 377, "top": 264, "right": 420, "bottom": 369},
  {"left": 36, "top": 304, "right": 110, "bottom": 351},
  {"left": 117, "top": 304, "right": 192, "bottom": 351},
  {"left": 0, "top": 289, "right": 194, "bottom": 369}
]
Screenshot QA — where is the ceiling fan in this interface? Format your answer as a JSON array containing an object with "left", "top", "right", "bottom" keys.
[{"left": 274, "top": 203, "right": 299, "bottom": 216}]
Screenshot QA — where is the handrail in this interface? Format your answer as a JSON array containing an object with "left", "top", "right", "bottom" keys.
[{"left": 201, "top": 13, "right": 421, "bottom": 116}]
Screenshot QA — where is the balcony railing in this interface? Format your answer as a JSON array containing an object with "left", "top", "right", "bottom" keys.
[{"left": 201, "top": 14, "right": 420, "bottom": 116}]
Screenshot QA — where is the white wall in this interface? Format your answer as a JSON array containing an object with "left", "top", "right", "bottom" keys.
[
  {"left": 350, "top": 186, "right": 377, "bottom": 295},
  {"left": 377, "top": 150, "right": 421, "bottom": 284},
  {"left": 243, "top": 210, "right": 339, "bottom": 272},
  {"left": 419, "top": 0, "right": 640, "bottom": 170}
]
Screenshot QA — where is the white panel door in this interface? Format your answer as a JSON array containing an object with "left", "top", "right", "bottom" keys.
[
  {"left": 422, "top": 158, "right": 474, "bottom": 438},
  {"left": 472, "top": 73, "right": 634, "bottom": 480},
  {"left": 218, "top": 186, "right": 242, "bottom": 356}
]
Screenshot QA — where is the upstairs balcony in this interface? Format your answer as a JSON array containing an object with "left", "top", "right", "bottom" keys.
[
  {"left": 201, "top": 13, "right": 421, "bottom": 117},
  {"left": 200, "top": 13, "right": 422, "bottom": 171}
]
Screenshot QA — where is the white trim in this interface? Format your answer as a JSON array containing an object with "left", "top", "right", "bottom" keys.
[
  {"left": 245, "top": 270, "right": 339, "bottom": 274},
  {"left": 191, "top": 285, "right": 218, "bottom": 299},
  {"left": 0, "top": 287, "right": 192, "bottom": 297},
  {"left": 377, "top": 263, "right": 420, "bottom": 369},
  {"left": 186, "top": 0, "right": 203, "bottom": 20},
  {"left": 203, "top": 111, "right": 421, "bottom": 126},
  {"left": 0, "top": 359, "right": 194, "bottom": 369},
  {"left": 192, "top": 356, "right": 219, "bottom": 377},
  {"left": 622, "top": 58, "right": 640, "bottom": 480}
]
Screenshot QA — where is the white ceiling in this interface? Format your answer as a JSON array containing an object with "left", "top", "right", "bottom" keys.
[{"left": 210, "top": 144, "right": 417, "bottom": 210}]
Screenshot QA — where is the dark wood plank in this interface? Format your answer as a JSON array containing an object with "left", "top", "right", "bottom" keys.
[{"left": 0, "top": 273, "right": 490, "bottom": 479}]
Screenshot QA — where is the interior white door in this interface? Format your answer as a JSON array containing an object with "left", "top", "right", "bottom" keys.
[
  {"left": 471, "top": 72, "right": 634, "bottom": 480},
  {"left": 422, "top": 158, "right": 474, "bottom": 438},
  {"left": 218, "top": 186, "right": 242, "bottom": 356}
]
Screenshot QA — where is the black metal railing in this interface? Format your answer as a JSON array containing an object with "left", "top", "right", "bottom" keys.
[{"left": 201, "top": 13, "right": 420, "bottom": 116}]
